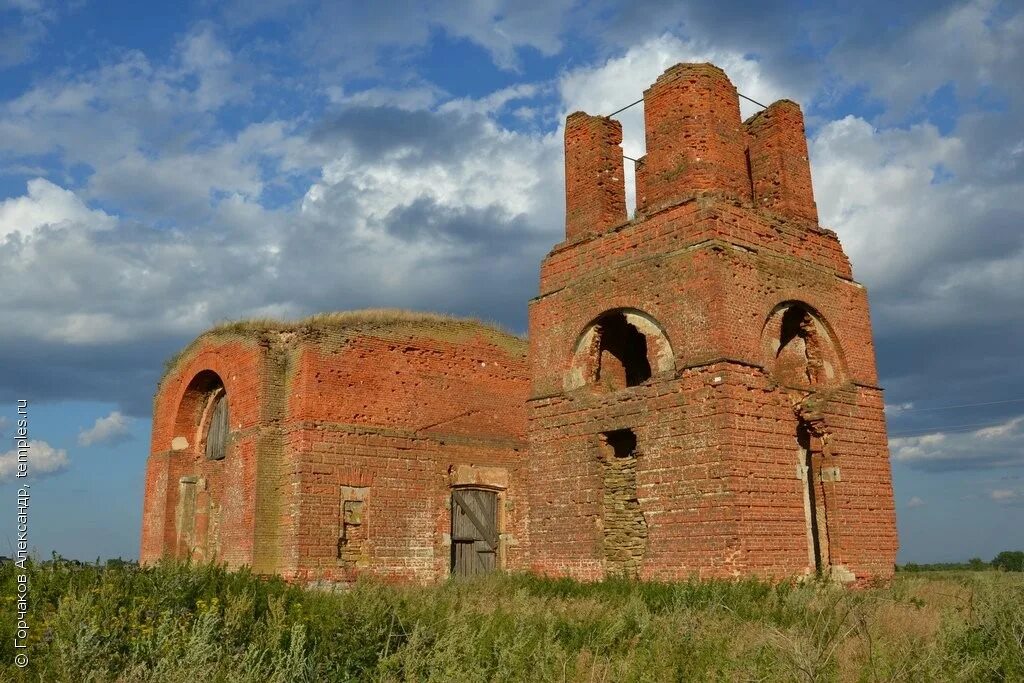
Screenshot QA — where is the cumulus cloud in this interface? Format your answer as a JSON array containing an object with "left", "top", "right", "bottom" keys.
[
  {"left": 0, "top": 440, "right": 69, "bottom": 482},
  {"left": 0, "top": 178, "right": 115, "bottom": 238},
  {"left": 810, "top": 110, "right": 1024, "bottom": 403},
  {"left": 829, "top": 0, "right": 1024, "bottom": 118},
  {"left": 78, "top": 411, "right": 133, "bottom": 447},
  {"left": 906, "top": 496, "right": 926, "bottom": 508},
  {"left": 0, "top": 41, "right": 565, "bottom": 411},
  {"left": 989, "top": 489, "right": 1017, "bottom": 502},
  {"left": 890, "top": 415, "right": 1024, "bottom": 472}
]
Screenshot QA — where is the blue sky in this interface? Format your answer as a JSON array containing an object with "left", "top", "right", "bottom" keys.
[{"left": 0, "top": 0, "right": 1022, "bottom": 564}]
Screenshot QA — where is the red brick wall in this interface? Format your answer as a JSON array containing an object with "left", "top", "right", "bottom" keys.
[
  {"left": 143, "top": 321, "right": 529, "bottom": 584},
  {"left": 283, "top": 331, "right": 528, "bottom": 584},
  {"left": 640, "top": 63, "right": 751, "bottom": 212},
  {"left": 142, "top": 342, "right": 264, "bottom": 568},
  {"left": 564, "top": 113, "right": 627, "bottom": 240}
]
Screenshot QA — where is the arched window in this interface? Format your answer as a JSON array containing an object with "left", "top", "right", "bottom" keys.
[
  {"left": 172, "top": 370, "right": 230, "bottom": 460},
  {"left": 567, "top": 309, "right": 674, "bottom": 393},
  {"left": 763, "top": 302, "right": 845, "bottom": 389},
  {"left": 592, "top": 311, "right": 652, "bottom": 390}
]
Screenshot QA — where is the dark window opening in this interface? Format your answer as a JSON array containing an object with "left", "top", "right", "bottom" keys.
[
  {"left": 604, "top": 428, "right": 638, "bottom": 458},
  {"left": 204, "top": 392, "right": 229, "bottom": 461},
  {"left": 593, "top": 312, "right": 652, "bottom": 391}
]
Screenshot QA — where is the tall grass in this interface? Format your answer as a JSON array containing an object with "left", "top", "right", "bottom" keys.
[{"left": 1, "top": 561, "right": 1021, "bottom": 681}]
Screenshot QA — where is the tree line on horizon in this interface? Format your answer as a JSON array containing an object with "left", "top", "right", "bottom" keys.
[{"left": 898, "top": 550, "right": 1024, "bottom": 573}]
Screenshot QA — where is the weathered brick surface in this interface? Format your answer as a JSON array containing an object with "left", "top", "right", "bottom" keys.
[
  {"left": 142, "top": 61, "right": 897, "bottom": 586},
  {"left": 527, "top": 62, "right": 896, "bottom": 584},
  {"left": 143, "top": 318, "right": 529, "bottom": 584},
  {"left": 745, "top": 100, "right": 819, "bottom": 224},
  {"left": 564, "top": 113, "right": 627, "bottom": 240},
  {"left": 640, "top": 63, "right": 751, "bottom": 212}
]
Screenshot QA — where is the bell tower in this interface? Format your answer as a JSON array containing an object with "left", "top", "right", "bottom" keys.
[{"left": 526, "top": 63, "right": 897, "bottom": 583}]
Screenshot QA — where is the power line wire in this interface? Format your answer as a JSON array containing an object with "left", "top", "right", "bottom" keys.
[
  {"left": 607, "top": 98, "right": 643, "bottom": 117},
  {"left": 887, "top": 397, "right": 1024, "bottom": 414},
  {"left": 604, "top": 90, "right": 768, "bottom": 120},
  {"left": 738, "top": 92, "right": 769, "bottom": 109},
  {"left": 888, "top": 419, "right": 1017, "bottom": 437}
]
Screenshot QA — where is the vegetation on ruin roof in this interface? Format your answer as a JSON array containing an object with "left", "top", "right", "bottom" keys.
[{"left": 159, "top": 308, "right": 525, "bottom": 385}]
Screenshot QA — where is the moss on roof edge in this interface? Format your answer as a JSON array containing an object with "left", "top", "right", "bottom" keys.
[{"left": 158, "top": 308, "right": 527, "bottom": 388}]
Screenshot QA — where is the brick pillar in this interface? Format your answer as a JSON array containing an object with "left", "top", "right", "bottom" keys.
[
  {"left": 745, "top": 100, "right": 818, "bottom": 224},
  {"left": 564, "top": 112, "right": 626, "bottom": 240},
  {"left": 139, "top": 453, "right": 170, "bottom": 565},
  {"left": 641, "top": 63, "right": 751, "bottom": 210}
]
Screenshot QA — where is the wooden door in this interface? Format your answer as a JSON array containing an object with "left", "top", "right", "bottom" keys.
[{"left": 451, "top": 488, "right": 499, "bottom": 576}]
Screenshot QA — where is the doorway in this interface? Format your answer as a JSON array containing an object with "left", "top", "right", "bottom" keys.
[{"left": 451, "top": 488, "right": 499, "bottom": 576}]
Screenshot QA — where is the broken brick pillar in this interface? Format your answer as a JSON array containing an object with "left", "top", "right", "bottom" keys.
[
  {"left": 745, "top": 100, "right": 818, "bottom": 223},
  {"left": 641, "top": 63, "right": 751, "bottom": 211},
  {"left": 564, "top": 112, "right": 627, "bottom": 239}
]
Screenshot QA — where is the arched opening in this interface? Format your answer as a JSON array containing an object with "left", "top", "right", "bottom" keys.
[
  {"left": 567, "top": 309, "right": 674, "bottom": 393},
  {"left": 168, "top": 370, "right": 229, "bottom": 563},
  {"left": 763, "top": 302, "right": 845, "bottom": 389},
  {"left": 172, "top": 370, "right": 229, "bottom": 452},
  {"left": 595, "top": 312, "right": 652, "bottom": 390}
]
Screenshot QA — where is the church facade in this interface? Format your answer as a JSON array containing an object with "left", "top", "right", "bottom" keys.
[{"left": 141, "top": 63, "right": 898, "bottom": 585}]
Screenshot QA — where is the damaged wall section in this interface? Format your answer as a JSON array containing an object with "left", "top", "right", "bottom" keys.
[{"left": 598, "top": 429, "right": 647, "bottom": 577}]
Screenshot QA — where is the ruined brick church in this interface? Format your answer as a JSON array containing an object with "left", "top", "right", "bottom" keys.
[{"left": 141, "top": 64, "right": 898, "bottom": 585}]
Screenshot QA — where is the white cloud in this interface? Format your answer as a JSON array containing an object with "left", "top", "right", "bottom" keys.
[
  {"left": 890, "top": 415, "right": 1024, "bottom": 471},
  {"left": 175, "top": 24, "right": 248, "bottom": 110},
  {"left": 432, "top": 0, "right": 574, "bottom": 71},
  {"left": 0, "top": 178, "right": 115, "bottom": 239},
  {"left": 810, "top": 114, "right": 1024, "bottom": 336},
  {"left": 439, "top": 83, "right": 541, "bottom": 117},
  {"left": 907, "top": 496, "right": 925, "bottom": 508},
  {"left": 989, "top": 489, "right": 1017, "bottom": 502},
  {"left": 78, "top": 411, "right": 132, "bottom": 447},
  {"left": 831, "top": 0, "right": 1024, "bottom": 116},
  {"left": 0, "top": 440, "right": 69, "bottom": 482}
]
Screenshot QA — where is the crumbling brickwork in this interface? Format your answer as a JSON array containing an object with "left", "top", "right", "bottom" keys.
[
  {"left": 142, "top": 62, "right": 898, "bottom": 586},
  {"left": 528, "top": 62, "right": 897, "bottom": 584}
]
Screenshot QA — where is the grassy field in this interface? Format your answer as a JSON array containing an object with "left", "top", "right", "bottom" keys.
[{"left": 1, "top": 561, "right": 1022, "bottom": 682}]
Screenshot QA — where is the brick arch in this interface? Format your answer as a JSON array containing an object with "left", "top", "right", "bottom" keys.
[
  {"left": 565, "top": 308, "right": 676, "bottom": 392},
  {"left": 159, "top": 369, "right": 234, "bottom": 562},
  {"left": 761, "top": 300, "right": 848, "bottom": 389},
  {"left": 171, "top": 369, "right": 229, "bottom": 456}
]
